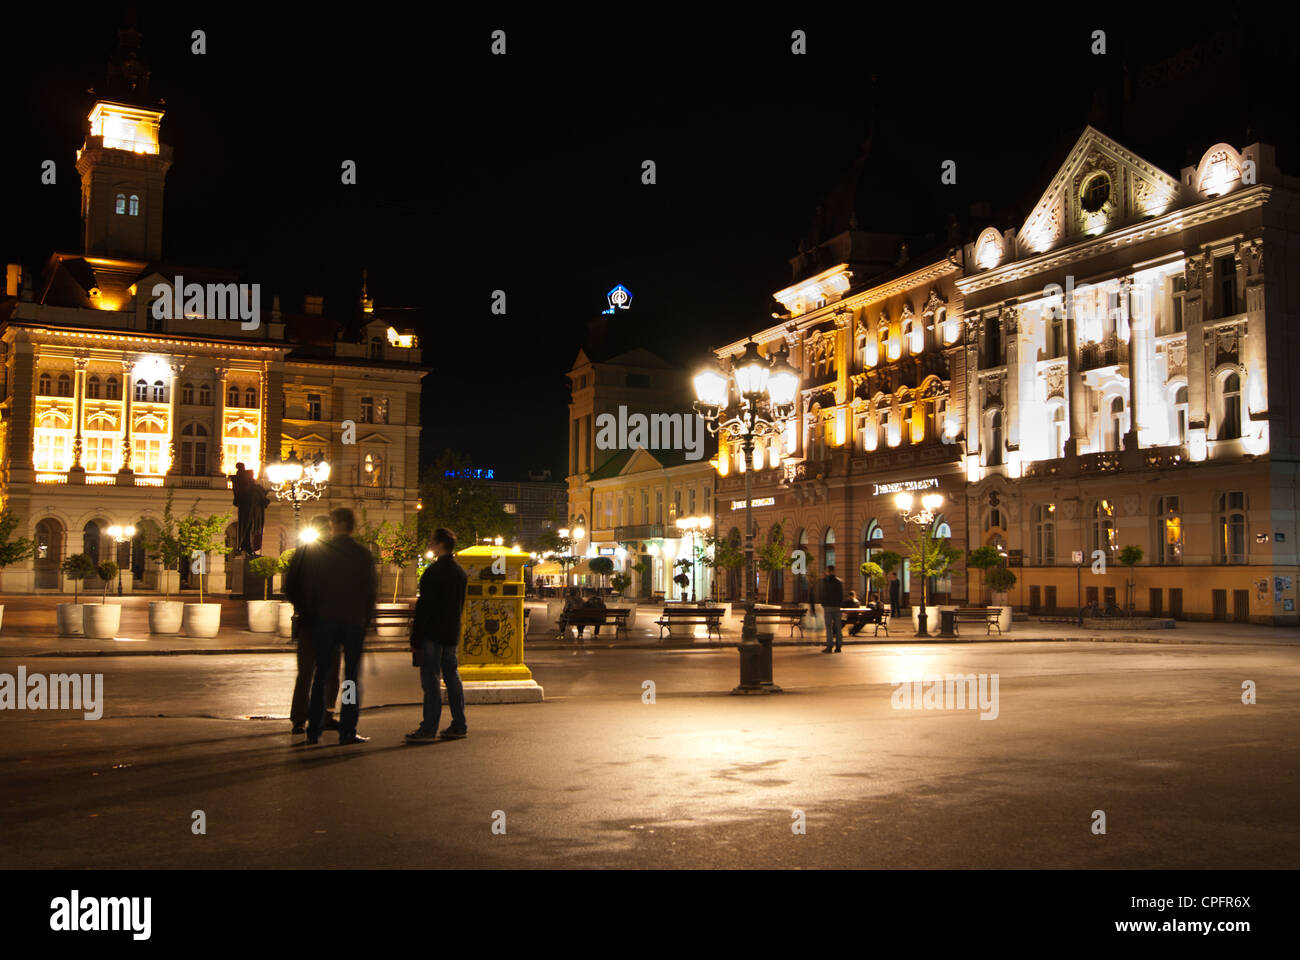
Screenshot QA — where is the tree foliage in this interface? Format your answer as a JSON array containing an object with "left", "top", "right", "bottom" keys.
[
  {"left": 60, "top": 553, "right": 94, "bottom": 603},
  {"left": 177, "top": 502, "right": 232, "bottom": 604},
  {"left": 418, "top": 451, "right": 513, "bottom": 548},
  {"left": 142, "top": 492, "right": 186, "bottom": 597},
  {"left": 375, "top": 518, "right": 422, "bottom": 603},
  {"left": 0, "top": 509, "right": 35, "bottom": 570}
]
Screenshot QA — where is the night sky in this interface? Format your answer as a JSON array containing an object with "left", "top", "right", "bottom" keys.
[{"left": 5, "top": 5, "right": 1292, "bottom": 480}]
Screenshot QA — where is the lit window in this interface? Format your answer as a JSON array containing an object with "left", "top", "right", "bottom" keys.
[
  {"left": 152, "top": 380, "right": 165, "bottom": 402},
  {"left": 135, "top": 379, "right": 149, "bottom": 402},
  {"left": 1216, "top": 491, "right": 1247, "bottom": 564},
  {"left": 1032, "top": 504, "right": 1056, "bottom": 565},
  {"left": 307, "top": 394, "right": 321, "bottom": 420},
  {"left": 1220, "top": 373, "right": 1241, "bottom": 440},
  {"left": 1090, "top": 500, "right": 1117, "bottom": 558},
  {"left": 57, "top": 374, "right": 72, "bottom": 397},
  {"left": 1155, "top": 496, "right": 1182, "bottom": 564},
  {"left": 38, "top": 373, "right": 52, "bottom": 395},
  {"left": 115, "top": 194, "right": 126, "bottom": 215},
  {"left": 128, "top": 194, "right": 140, "bottom": 216}
]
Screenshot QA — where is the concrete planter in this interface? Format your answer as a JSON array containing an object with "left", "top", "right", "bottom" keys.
[
  {"left": 57, "top": 603, "right": 85, "bottom": 636},
  {"left": 148, "top": 600, "right": 184, "bottom": 634},
  {"left": 278, "top": 601, "right": 295, "bottom": 638},
  {"left": 989, "top": 603, "right": 1013, "bottom": 632},
  {"left": 183, "top": 603, "right": 222, "bottom": 638},
  {"left": 247, "top": 600, "right": 280, "bottom": 633},
  {"left": 82, "top": 603, "right": 122, "bottom": 639},
  {"left": 910, "top": 605, "right": 942, "bottom": 635}
]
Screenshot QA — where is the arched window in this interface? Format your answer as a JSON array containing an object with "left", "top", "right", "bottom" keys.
[
  {"left": 1174, "top": 385, "right": 1189, "bottom": 443},
  {"left": 182, "top": 382, "right": 194, "bottom": 405},
  {"left": 363, "top": 452, "right": 383, "bottom": 486},
  {"left": 987, "top": 409, "right": 1003, "bottom": 466},
  {"left": 106, "top": 376, "right": 120, "bottom": 400},
  {"left": 1216, "top": 491, "right": 1247, "bottom": 563},
  {"left": 38, "top": 373, "right": 52, "bottom": 395},
  {"left": 1090, "top": 499, "right": 1117, "bottom": 559},
  {"left": 115, "top": 194, "right": 126, "bottom": 215},
  {"left": 180, "top": 423, "right": 209, "bottom": 476},
  {"left": 83, "top": 521, "right": 102, "bottom": 565},
  {"left": 86, "top": 375, "right": 101, "bottom": 399},
  {"left": 370, "top": 337, "right": 383, "bottom": 360},
  {"left": 134, "top": 379, "right": 149, "bottom": 401},
  {"left": 1220, "top": 373, "right": 1241, "bottom": 440},
  {"left": 985, "top": 509, "right": 1005, "bottom": 532},
  {"left": 1049, "top": 311, "right": 1066, "bottom": 357},
  {"left": 877, "top": 324, "right": 890, "bottom": 364},
  {"left": 1032, "top": 503, "right": 1056, "bottom": 565},
  {"left": 151, "top": 380, "right": 165, "bottom": 402},
  {"left": 932, "top": 516, "right": 952, "bottom": 539},
  {"left": 244, "top": 386, "right": 257, "bottom": 408},
  {"left": 823, "top": 528, "right": 836, "bottom": 571},
  {"left": 128, "top": 195, "right": 140, "bottom": 216},
  {"left": 57, "top": 373, "right": 72, "bottom": 397},
  {"left": 1154, "top": 495, "right": 1183, "bottom": 564},
  {"left": 1105, "top": 395, "right": 1126, "bottom": 451},
  {"left": 198, "top": 383, "right": 211, "bottom": 406},
  {"left": 1051, "top": 404, "right": 1067, "bottom": 459},
  {"left": 227, "top": 385, "right": 240, "bottom": 407}
]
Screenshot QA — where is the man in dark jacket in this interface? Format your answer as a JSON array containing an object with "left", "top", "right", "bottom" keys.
[
  {"left": 301, "top": 508, "right": 378, "bottom": 745},
  {"left": 285, "top": 529, "right": 341, "bottom": 735},
  {"left": 888, "top": 572, "right": 902, "bottom": 617},
  {"left": 819, "top": 564, "right": 845, "bottom": 653},
  {"left": 406, "top": 527, "right": 469, "bottom": 742}
]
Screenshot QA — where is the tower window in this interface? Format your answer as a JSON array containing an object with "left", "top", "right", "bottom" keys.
[
  {"left": 129, "top": 194, "right": 140, "bottom": 217},
  {"left": 115, "top": 194, "right": 126, "bottom": 215},
  {"left": 370, "top": 337, "right": 383, "bottom": 360}
]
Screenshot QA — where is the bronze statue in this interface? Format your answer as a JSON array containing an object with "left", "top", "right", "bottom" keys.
[{"left": 231, "top": 461, "right": 269, "bottom": 555}]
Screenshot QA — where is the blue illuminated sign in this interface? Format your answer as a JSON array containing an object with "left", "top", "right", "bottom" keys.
[
  {"left": 603, "top": 284, "right": 633, "bottom": 314},
  {"left": 444, "top": 468, "right": 495, "bottom": 479}
]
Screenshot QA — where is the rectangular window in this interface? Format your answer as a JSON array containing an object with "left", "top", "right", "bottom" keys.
[
  {"left": 1171, "top": 276, "right": 1186, "bottom": 333},
  {"left": 688, "top": 487, "right": 696, "bottom": 515},
  {"left": 133, "top": 437, "right": 164, "bottom": 475},
  {"left": 656, "top": 491, "right": 664, "bottom": 524},
  {"left": 307, "top": 394, "right": 321, "bottom": 420},
  {"left": 1216, "top": 255, "right": 1237, "bottom": 319},
  {"left": 85, "top": 435, "right": 117, "bottom": 473},
  {"left": 360, "top": 397, "right": 374, "bottom": 423},
  {"left": 34, "top": 431, "right": 70, "bottom": 472}
]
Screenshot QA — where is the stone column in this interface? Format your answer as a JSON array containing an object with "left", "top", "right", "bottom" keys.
[
  {"left": 167, "top": 361, "right": 183, "bottom": 476},
  {"left": 1123, "top": 275, "right": 1151, "bottom": 453},
  {"left": 70, "top": 356, "right": 87, "bottom": 477},
  {"left": 212, "top": 367, "right": 228, "bottom": 477},
  {"left": 1065, "top": 297, "right": 1087, "bottom": 457}
]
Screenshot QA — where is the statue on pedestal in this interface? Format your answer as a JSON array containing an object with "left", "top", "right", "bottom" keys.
[{"left": 231, "top": 461, "right": 269, "bottom": 556}]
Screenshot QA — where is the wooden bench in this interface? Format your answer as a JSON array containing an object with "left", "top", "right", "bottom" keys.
[
  {"left": 753, "top": 604, "right": 807, "bottom": 638},
  {"left": 842, "top": 606, "right": 890, "bottom": 637},
  {"left": 372, "top": 605, "right": 414, "bottom": 635},
  {"left": 655, "top": 605, "right": 724, "bottom": 641},
  {"left": 558, "top": 607, "right": 631, "bottom": 640},
  {"left": 953, "top": 606, "right": 1002, "bottom": 636}
]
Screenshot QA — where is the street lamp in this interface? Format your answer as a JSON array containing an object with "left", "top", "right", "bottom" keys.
[
  {"left": 695, "top": 339, "right": 799, "bottom": 693},
  {"left": 265, "top": 449, "right": 330, "bottom": 540},
  {"left": 675, "top": 515, "right": 712, "bottom": 602},
  {"left": 106, "top": 524, "right": 135, "bottom": 595},
  {"left": 895, "top": 491, "right": 944, "bottom": 637}
]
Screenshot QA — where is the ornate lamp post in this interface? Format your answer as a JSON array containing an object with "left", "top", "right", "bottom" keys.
[
  {"left": 895, "top": 491, "right": 944, "bottom": 637},
  {"left": 694, "top": 339, "right": 799, "bottom": 693},
  {"left": 264, "top": 449, "right": 330, "bottom": 540},
  {"left": 106, "top": 524, "right": 135, "bottom": 595}
]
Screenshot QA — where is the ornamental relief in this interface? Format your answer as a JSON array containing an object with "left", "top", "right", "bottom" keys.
[
  {"left": 923, "top": 289, "right": 945, "bottom": 316},
  {"left": 1243, "top": 241, "right": 1263, "bottom": 283},
  {"left": 1000, "top": 305, "right": 1023, "bottom": 336},
  {"left": 1045, "top": 365, "right": 1066, "bottom": 399},
  {"left": 1166, "top": 340, "right": 1187, "bottom": 379},
  {"left": 982, "top": 376, "right": 1003, "bottom": 409},
  {"left": 1213, "top": 325, "right": 1239, "bottom": 366}
]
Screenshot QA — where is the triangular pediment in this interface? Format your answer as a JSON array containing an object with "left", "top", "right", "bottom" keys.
[
  {"left": 620, "top": 446, "right": 666, "bottom": 475},
  {"left": 1018, "top": 126, "right": 1184, "bottom": 255}
]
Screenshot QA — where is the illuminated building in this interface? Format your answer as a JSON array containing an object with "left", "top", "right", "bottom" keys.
[
  {"left": 0, "top": 26, "right": 425, "bottom": 594},
  {"left": 958, "top": 126, "right": 1297, "bottom": 623}
]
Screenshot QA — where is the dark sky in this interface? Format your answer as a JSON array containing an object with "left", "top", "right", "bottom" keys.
[{"left": 5, "top": 5, "right": 1293, "bottom": 480}]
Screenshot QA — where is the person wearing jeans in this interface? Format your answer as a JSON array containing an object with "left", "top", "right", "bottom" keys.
[
  {"left": 819, "top": 564, "right": 845, "bottom": 653},
  {"left": 407, "top": 526, "right": 469, "bottom": 742}
]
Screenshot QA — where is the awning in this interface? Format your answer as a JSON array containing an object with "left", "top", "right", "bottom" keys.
[{"left": 533, "top": 561, "right": 563, "bottom": 576}]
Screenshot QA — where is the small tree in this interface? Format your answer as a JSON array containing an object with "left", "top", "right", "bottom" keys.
[
  {"left": 61, "top": 553, "right": 94, "bottom": 603},
  {"left": 987, "top": 565, "right": 1017, "bottom": 600},
  {"left": 757, "top": 522, "right": 794, "bottom": 602},
  {"left": 875, "top": 550, "right": 903, "bottom": 576},
  {"left": 859, "top": 561, "right": 885, "bottom": 601},
  {"left": 589, "top": 555, "right": 615, "bottom": 589},
  {"left": 967, "top": 545, "right": 1002, "bottom": 604},
  {"left": 611, "top": 572, "right": 632, "bottom": 597},
  {"left": 95, "top": 561, "right": 119, "bottom": 601},
  {"left": 143, "top": 493, "right": 186, "bottom": 598},
  {"left": 902, "top": 533, "right": 961, "bottom": 604},
  {"left": 0, "top": 510, "right": 36, "bottom": 584},
  {"left": 702, "top": 533, "right": 745, "bottom": 600},
  {"left": 374, "top": 518, "right": 422, "bottom": 603},
  {"left": 248, "top": 555, "right": 280, "bottom": 601},
  {"left": 177, "top": 503, "right": 232, "bottom": 604},
  {"left": 1119, "top": 545, "right": 1143, "bottom": 613}
]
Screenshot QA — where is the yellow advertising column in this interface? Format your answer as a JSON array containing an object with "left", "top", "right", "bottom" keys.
[{"left": 454, "top": 545, "right": 544, "bottom": 701}]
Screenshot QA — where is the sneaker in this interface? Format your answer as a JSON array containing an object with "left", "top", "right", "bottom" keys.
[
  {"left": 338, "top": 734, "right": 370, "bottom": 745},
  {"left": 439, "top": 727, "right": 467, "bottom": 740},
  {"left": 405, "top": 728, "right": 439, "bottom": 743},
  {"left": 303, "top": 736, "right": 320, "bottom": 745},
  {"left": 834, "top": 648, "right": 843, "bottom": 653}
]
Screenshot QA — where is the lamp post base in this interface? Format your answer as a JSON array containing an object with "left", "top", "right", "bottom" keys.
[{"left": 732, "top": 601, "right": 783, "bottom": 694}]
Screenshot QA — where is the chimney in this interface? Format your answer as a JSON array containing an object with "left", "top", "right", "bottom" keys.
[{"left": 304, "top": 294, "right": 323, "bottom": 315}]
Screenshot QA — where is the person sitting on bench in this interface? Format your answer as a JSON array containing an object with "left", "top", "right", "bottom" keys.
[
  {"left": 848, "top": 600, "right": 884, "bottom": 636},
  {"left": 580, "top": 593, "right": 606, "bottom": 639}
]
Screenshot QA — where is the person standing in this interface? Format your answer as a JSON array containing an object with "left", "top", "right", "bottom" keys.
[
  {"left": 303, "top": 508, "right": 378, "bottom": 746},
  {"left": 406, "top": 527, "right": 469, "bottom": 743},
  {"left": 888, "top": 571, "right": 902, "bottom": 618},
  {"left": 284, "top": 537, "right": 341, "bottom": 735},
  {"left": 819, "top": 564, "right": 845, "bottom": 654}
]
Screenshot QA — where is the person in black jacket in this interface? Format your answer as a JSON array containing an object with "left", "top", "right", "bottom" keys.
[
  {"left": 300, "top": 508, "right": 378, "bottom": 745},
  {"left": 406, "top": 527, "right": 469, "bottom": 743},
  {"left": 819, "top": 564, "right": 845, "bottom": 654},
  {"left": 284, "top": 530, "right": 342, "bottom": 735}
]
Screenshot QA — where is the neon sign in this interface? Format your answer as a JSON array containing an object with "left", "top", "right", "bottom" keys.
[{"left": 603, "top": 284, "right": 633, "bottom": 314}]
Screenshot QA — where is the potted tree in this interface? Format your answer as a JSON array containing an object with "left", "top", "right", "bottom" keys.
[
  {"left": 83, "top": 561, "right": 122, "bottom": 638},
  {"left": 589, "top": 555, "right": 615, "bottom": 593},
  {"left": 859, "top": 561, "right": 885, "bottom": 604},
  {"left": 758, "top": 522, "right": 794, "bottom": 603},
  {"left": 145, "top": 493, "right": 187, "bottom": 633},
  {"left": 374, "top": 519, "right": 421, "bottom": 636},
  {"left": 611, "top": 571, "right": 632, "bottom": 597},
  {"left": 58, "top": 553, "right": 95, "bottom": 635},
  {"left": 987, "top": 565, "right": 1017, "bottom": 632},
  {"left": 902, "top": 532, "right": 961, "bottom": 635},
  {"left": 0, "top": 509, "right": 36, "bottom": 633},
  {"left": 277, "top": 548, "right": 296, "bottom": 637},
  {"left": 177, "top": 505, "right": 231, "bottom": 638},
  {"left": 246, "top": 555, "right": 282, "bottom": 632},
  {"left": 967, "top": 545, "right": 1001, "bottom": 605},
  {"left": 1119, "top": 545, "right": 1143, "bottom": 614}
]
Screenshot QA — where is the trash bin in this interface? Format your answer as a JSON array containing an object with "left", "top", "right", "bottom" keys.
[
  {"left": 456, "top": 545, "right": 535, "bottom": 683},
  {"left": 940, "top": 609, "right": 956, "bottom": 637}
]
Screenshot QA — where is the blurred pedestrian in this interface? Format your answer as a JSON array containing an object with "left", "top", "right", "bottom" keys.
[
  {"left": 819, "top": 564, "right": 845, "bottom": 654},
  {"left": 285, "top": 539, "right": 341, "bottom": 736},
  {"left": 406, "top": 527, "right": 469, "bottom": 743},
  {"left": 301, "top": 508, "right": 378, "bottom": 745},
  {"left": 888, "top": 572, "right": 902, "bottom": 617}
]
